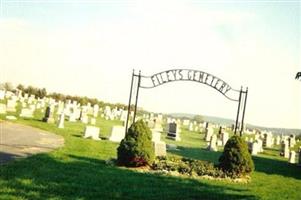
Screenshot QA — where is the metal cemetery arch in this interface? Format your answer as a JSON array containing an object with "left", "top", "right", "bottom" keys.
[{"left": 125, "top": 69, "right": 248, "bottom": 136}]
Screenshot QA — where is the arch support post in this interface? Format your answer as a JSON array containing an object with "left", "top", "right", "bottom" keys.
[
  {"left": 240, "top": 87, "right": 248, "bottom": 136},
  {"left": 234, "top": 87, "right": 242, "bottom": 135},
  {"left": 125, "top": 70, "right": 136, "bottom": 135}
]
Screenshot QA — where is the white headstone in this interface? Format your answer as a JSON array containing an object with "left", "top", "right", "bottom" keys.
[
  {"left": 282, "top": 140, "right": 290, "bottom": 158},
  {"left": 6, "top": 100, "right": 16, "bottom": 112},
  {"left": 276, "top": 135, "right": 281, "bottom": 145},
  {"left": 289, "top": 135, "right": 296, "bottom": 148},
  {"left": 298, "top": 147, "right": 301, "bottom": 166},
  {"left": 263, "top": 132, "right": 273, "bottom": 148},
  {"left": 0, "top": 103, "right": 7, "bottom": 114},
  {"left": 90, "top": 118, "right": 96, "bottom": 125},
  {"left": 183, "top": 119, "right": 190, "bottom": 126},
  {"left": 58, "top": 112, "right": 65, "bottom": 129},
  {"left": 0, "top": 90, "right": 5, "bottom": 100},
  {"left": 153, "top": 141, "right": 166, "bottom": 157},
  {"left": 251, "top": 141, "right": 259, "bottom": 155},
  {"left": 81, "top": 115, "right": 89, "bottom": 124},
  {"left": 109, "top": 126, "right": 126, "bottom": 142},
  {"left": 69, "top": 113, "right": 77, "bottom": 122},
  {"left": 289, "top": 151, "right": 296, "bottom": 164},
  {"left": 257, "top": 139, "right": 263, "bottom": 153},
  {"left": 19, "top": 108, "right": 33, "bottom": 118},
  {"left": 84, "top": 126, "right": 101, "bottom": 140},
  {"left": 152, "top": 130, "right": 161, "bottom": 142},
  {"left": 222, "top": 131, "right": 229, "bottom": 146},
  {"left": 6, "top": 115, "right": 17, "bottom": 120},
  {"left": 93, "top": 104, "right": 99, "bottom": 117},
  {"left": 208, "top": 134, "right": 217, "bottom": 151},
  {"left": 205, "top": 127, "right": 214, "bottom": 142}
]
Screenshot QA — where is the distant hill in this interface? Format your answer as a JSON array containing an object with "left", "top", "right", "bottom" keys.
[{"left": 168, "top": 113, "right": 301, "bottom": 135}]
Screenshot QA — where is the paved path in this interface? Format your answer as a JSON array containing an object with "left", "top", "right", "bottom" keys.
[{"left": 0, "top": 121, "right": 64, "bottom": 164}]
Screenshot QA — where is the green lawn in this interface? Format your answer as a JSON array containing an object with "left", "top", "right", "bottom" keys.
[{"left": 0, "top": 108, "right": 301, "bottom": 200}]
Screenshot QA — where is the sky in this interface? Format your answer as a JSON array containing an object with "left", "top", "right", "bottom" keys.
[{"left": 0, "top": 0, "right": 300, "bottom": 129}]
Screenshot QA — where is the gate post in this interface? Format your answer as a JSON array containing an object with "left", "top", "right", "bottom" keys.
[
  {"left": 133, "top": 71, "right": 141, "bottom": 123},
  {"left": 240, "top": 87, "right": 248, "bottom": 136},
  {"left": 234, "top": 87, "right": 242, "bottom": 135},
  {"left": 125, "top": 70, "right": 135, "bottom": 135}
]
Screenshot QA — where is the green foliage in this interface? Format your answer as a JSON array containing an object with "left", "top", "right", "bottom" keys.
[
  {"left": 117, "top": 120, "right": 154, "bottom": 167},
  {"left": 193, "top": 115, "right": 204, "bottom": 123},
  {"left": 219, "top": 135, "right": 254, "bottom": 177},
  {"left": 0, "top": 82, "right": 14, "bottom": 91},
  {"left": 152, "top": 156, "right": 226, "bottom": 178}
]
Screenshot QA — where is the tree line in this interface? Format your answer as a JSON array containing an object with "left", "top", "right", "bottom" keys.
[{"left": 0, "top": 82, "right": 132, "bottom": 110}]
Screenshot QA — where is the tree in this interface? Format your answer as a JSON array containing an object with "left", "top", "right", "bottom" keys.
[
  {"left": 219, "top": 135, "right": 254, "bottom": 177},
  {"left": 193, "top": 115, "right": 204, "bottom": 123},
  {"left": 117, "top": 120, "right": 154, "bottom": 167},
  {"left": 16, "top": 84, "right": 25, "bottom": 91},
  {"left": 3, "top": 82, "right": 14, "bottom": 91}
]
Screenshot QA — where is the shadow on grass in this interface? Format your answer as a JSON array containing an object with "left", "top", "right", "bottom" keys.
[
  {"left": 169, "top": 146, "right": 301, "bottom": 180},
  {"left": 0, "top": 152, "right": 27, "bottom": 165},
  {"left": 168, "top": 146, "right": 222, "bottom": 164},
  {"left": 252, "top": 156, "right": 301, "bottom": 180},
  {"left": 0, "top": 154, "right": 257, "bottom": 200}
]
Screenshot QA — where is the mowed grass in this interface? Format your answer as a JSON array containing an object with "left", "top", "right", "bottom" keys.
[{"left": 0, "top": 108, "right": 301, "bottom": 200}]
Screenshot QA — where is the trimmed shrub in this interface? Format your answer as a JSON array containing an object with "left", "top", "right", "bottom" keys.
[
  {"left": 152, "top": 156, "right": 226, "bottom": 178},
  {"left": 219, "top": 135, "right": 254, "bottom": 177},
  {"left": 117, "top": 120, "right": 154, "bottom": 167}
]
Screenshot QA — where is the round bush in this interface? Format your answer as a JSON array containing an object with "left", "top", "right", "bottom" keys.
[
  {"left": 219, "top": 135, "right": 254, "bottom": 177},
  {"left": 117, "top": 120, "right": 154, "bottom": 167}
]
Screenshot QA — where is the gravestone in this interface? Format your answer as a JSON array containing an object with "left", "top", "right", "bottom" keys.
[
  {"left": 90, "top": 118, "right": 96, "bottom": 125},
  {"left": 281, "top": 140, "right": 289, "bottom": 158},
  {"left": 288, "top": 151, "right": 296, "bottom": 164},
  {"left": 81, "top": 115, "right": 89, "bottom": 124},
  {"left": 221, "top": 131, "right": 229, "bottom": 146},
  {"left": 167, "top": 122, "right": 181, "bottom": 141},
  {"left": 109, "top": 126, "right": 126, "bottom": 142},
  {"left": 42, "top": 106, "right": 55, "bottom": 123},
  {"left": 56, "top": 103, "right": 64, "bottom": 115},
  {"left": 57, "top": 112, "right": 65, "bottom": 129},
  {"left": 84, "top": 126, "right": 101, "bottom": 140},
  {"left": 183, "top": 119, "right": 190, "bottom": 126},
  {"left": 6, "top": 115, "right": 17, "bottom": 120},
  {"left": 19, "top": 108, "right": 33, "bottom": 118},
  {"left": 257, "top": 139, "right": 263, "bottom": 153},
  {"left": 288, "top": 135, "right": 296, "bottom": 148},
  {"left": 205, "top": 127, "right": 214, "bottom": 142},
  {"left": 251, "top": 141, "right": 259, "bottom": 155},
  {"left": 263, "top": 132, "right": 273, "bottom": 148},
  {"left": 298, "top": 147, "right": 301, "bottom": 166},
  {"left": 119, "top": 110, "right": 127, "bottom": 122},
  {"left": 208, "top": 134, "right": 217, "bottom": 151},
  {"left": 153, "top": 141, "right": 166, "bottom": 157},
  {"left": 0, "top": 103, "right": 7, "bottom": 114},
  {"left": 188, "top": 123, "right": 193, "bottom": 131},
  {"left": 276, "top": 135, "right": 281, "bottom": 145},
  {"left": 69, "top": 113, "right": 77, "bottom": 122},
  {"left": 93, "top": 104, "right": 99, "bottom": 117},
  {"left": 151, "top": 130, "right": 161, "bottom": 142},
  {"left": 217, "top": 139, "right": 223, "bottom": 146},
  {"left": 153, "top": 121, "right": 163, "bottom": 132},
  {"left": 6, "top": 100, "right": 16, "bottom": 112},
  {"left": 0, "top": 90, "right": 5, "bottom": 100}
]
